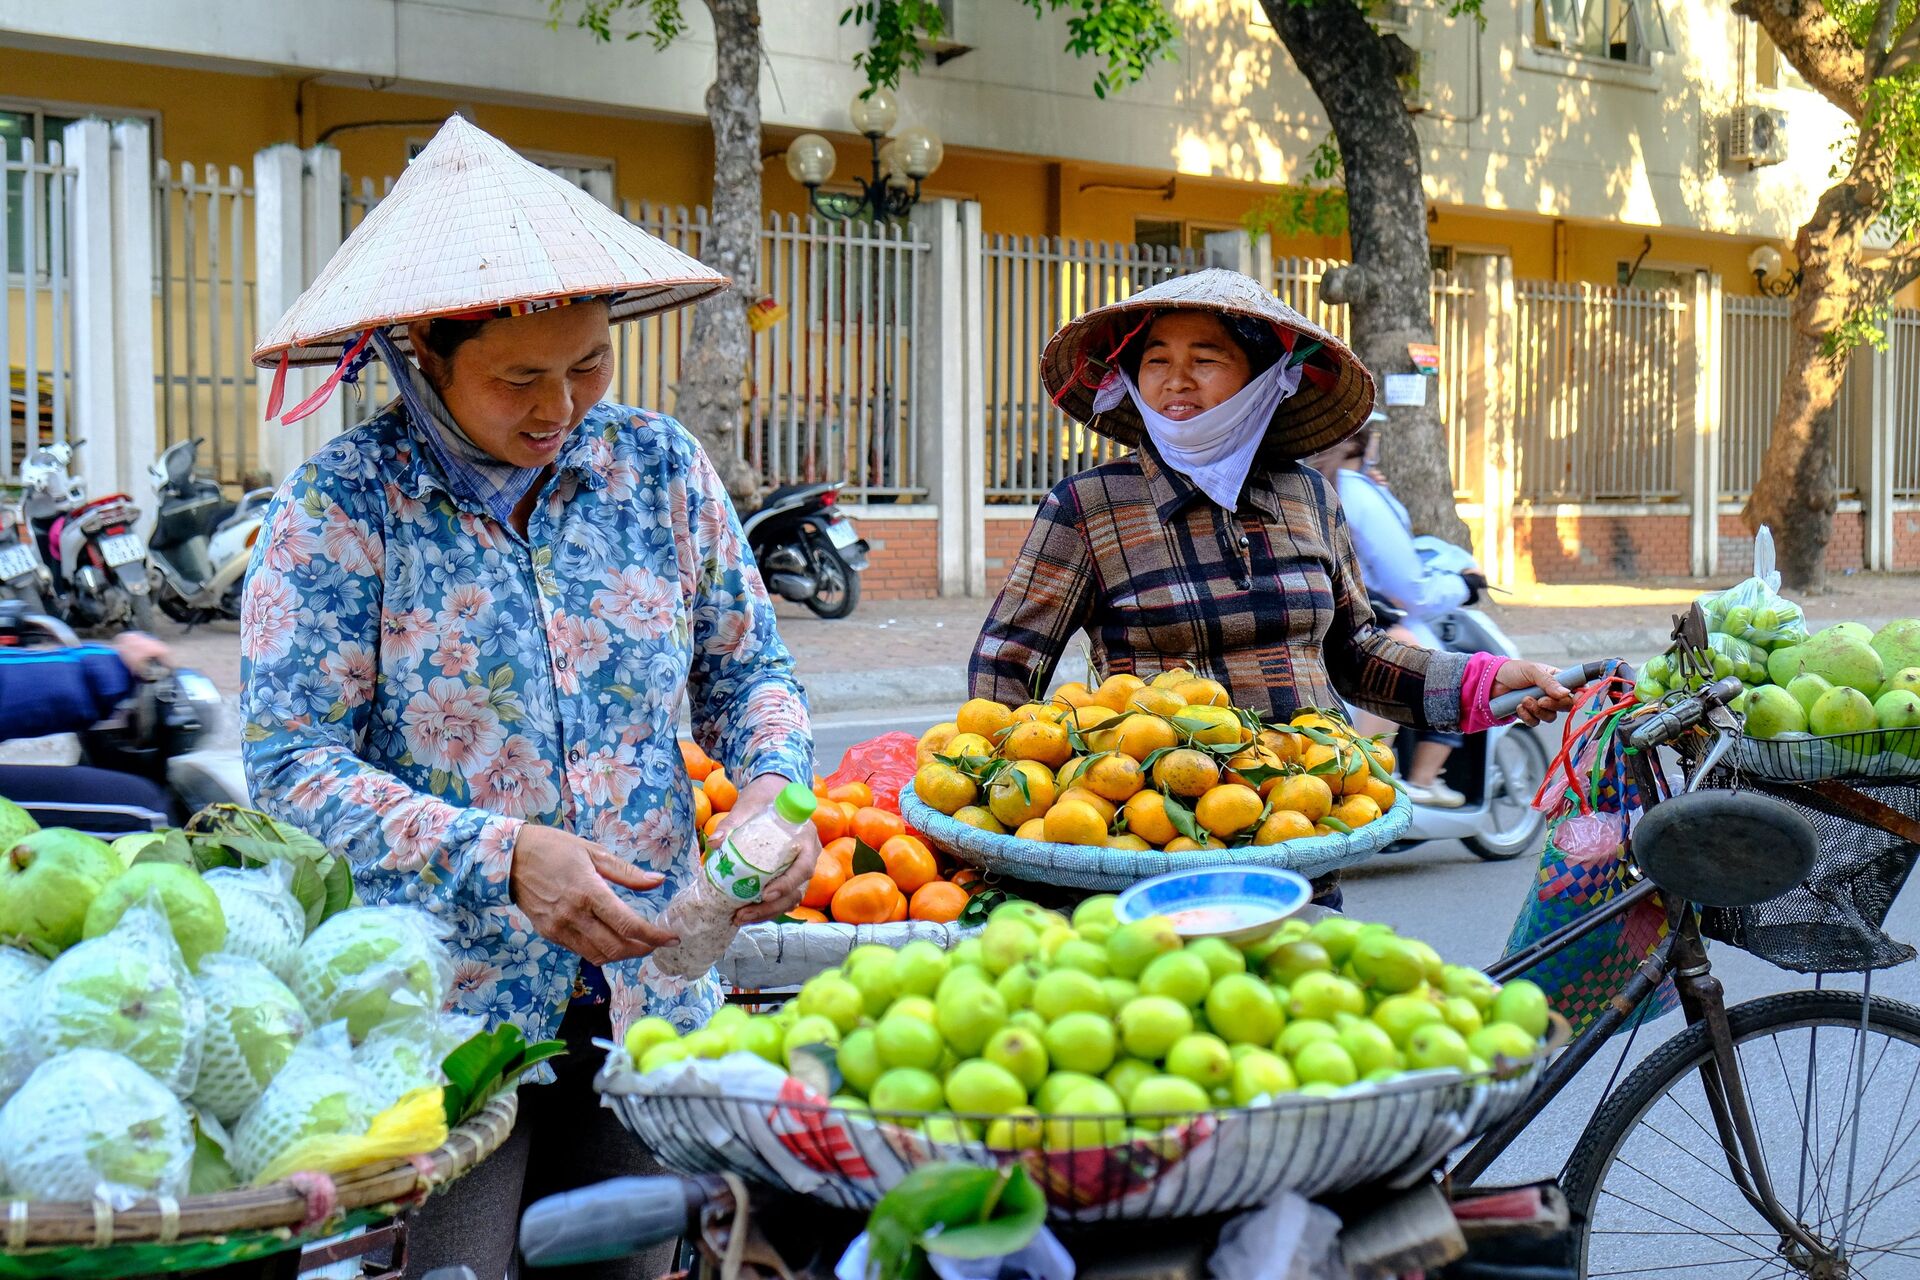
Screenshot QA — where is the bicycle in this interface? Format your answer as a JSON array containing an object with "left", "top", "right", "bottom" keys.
[{"left": 1450, "top": 671, "right": 1920, "bottom": 1277}]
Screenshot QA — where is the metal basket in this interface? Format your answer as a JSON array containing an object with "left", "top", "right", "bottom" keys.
[
  {"left": 720, "top": 920, "right": 982, "bottom": 989},
  {"left": 601, "top": 1053, "right": 1545, "bottom": 1221},
  {"left": 1732, "top": 728, "right": 1920, "bottom": 785},
  {"left": 899, "top": 785, "right": 1411, "bottom": 892}
]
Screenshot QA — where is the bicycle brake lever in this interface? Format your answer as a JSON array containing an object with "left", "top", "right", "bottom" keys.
[{"left": 1685, "top": 707, "right": 1741, "bottom": 794}]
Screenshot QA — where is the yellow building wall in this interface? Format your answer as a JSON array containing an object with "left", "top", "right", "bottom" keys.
[{"left": 5, "top": 44, "right": 1913, "bottom": 310}]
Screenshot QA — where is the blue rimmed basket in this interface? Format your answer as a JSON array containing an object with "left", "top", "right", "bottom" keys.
[{"left": 899, "top": 782, "right": 1411, "bottom": 892}]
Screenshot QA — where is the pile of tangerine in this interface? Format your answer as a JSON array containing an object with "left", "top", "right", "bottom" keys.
[
  {"left": 910, "top": 670, "right": 1399, "bottom": 852},
  {"left": 679, "top": 739, "right": 981, "bottom": 927}
]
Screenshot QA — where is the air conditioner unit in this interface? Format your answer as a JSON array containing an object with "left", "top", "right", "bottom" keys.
[
  {"left": 922, "top": 0, "right": 976, "bottom": 64},
  {"left": 1724, "top": 105, "right": 1790, "bottom": 168}
]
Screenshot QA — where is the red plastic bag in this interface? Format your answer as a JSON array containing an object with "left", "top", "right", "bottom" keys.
[{"left": 824, "top": 732, "right": 920, "bottom": 814}]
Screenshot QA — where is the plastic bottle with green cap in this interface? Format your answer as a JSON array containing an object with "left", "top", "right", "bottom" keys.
[{"left": 650, "top": 781, "right": 820, "bottom": 978}]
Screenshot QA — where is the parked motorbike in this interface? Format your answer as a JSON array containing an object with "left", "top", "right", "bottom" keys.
[
  {"left": 0, "top": 602, "right": 247, "bottom": 817},
  {"left": 0, "top": 489, "right": 49, "bottom": 614},
  {"left": 742, "top": 481, "right": 869, "bottom": 620},
  {"left": 145, "top": 437, "right": 271, "bottom": 624},
  {"left": 17, "top": 440, "right": 153, "bottom": 632},
  {"left": 1348, "top": 537, "right": 1550, "bottom": 862}
]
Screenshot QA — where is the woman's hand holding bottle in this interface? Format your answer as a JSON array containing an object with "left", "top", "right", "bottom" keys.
[{"left": 716, "top": 774, "right": 824, "bottom": 926}]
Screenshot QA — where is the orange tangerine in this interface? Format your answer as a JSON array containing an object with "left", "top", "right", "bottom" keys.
[
  {"left": 1082, "top": 753, "right": 1146, "bottom": 803},
  {"left": 1122, "top": 790, "right": 1178, "bottom": 845},
  {"left": 956, "top": 698, "right": 1017, "bottom": 741},
  {"left": 1126, "top": 686, "right": 1188, "bottom": 717},
  {"left": 1057, "top": 787, "right": 1117, "bottom": 826},
  {"left": 802, "top": 851, "right": 848, "bottom": 910},
  {"left": 1330, "top": 795, "right": 1382, "bottom": 829},
  {"left": 1073, "top": 704, "right": 1118, "bottom": 733},
  {"left": 1003, "top": 719, "right": 1073, "bottom": 769},
  {"left": 880, "top": 834, "right": 940, "bottom": 894},
  {"left": 1013, "top": 701, "right": 1068, "bottom": 724},
  {"left": 1254, "top": 810, "right": 1316, "bottom": 845},
  {"left": 916, "top": 721, "right": 961, "bottom": 767},
  {"left": 679, "top": 738, "right": 718, "bottom": 781},
  {"left": 1043, "top": 801, "right": 1109, "bottom": 846},
  {"left": 952, "top": 805, "right": 1008, "bottom": 834},
  {"left": 1173, "top": 677, "right": 1230, "bottom": 708},
  {"left": 693, "top": 787, "right": 713, "bottom": 831},
  {"left": 1015, "top": 817, "right": 1048, "bottom": 841},
  {"left": 786, "top": 906, "right": 829, "bottom": 924},
  {"left": 1150, "top": 667, "right": 1194, "bottom": 690},
  {"left": 851, "top": 806, "right": 907, "bottom": 850},
  {"left": 828, "top": 781, "right": 874, "bottom": 809},
  {"left": 703, "top": 768, "right": 738, "bottom": 812},
  {"left": 914, "top": 761, "right": 978, "bottom": 815},
  {"left": 1105, "top": 832, "right": 1153, "bottom": 851},
  {"left": 1164, "top": 834, "right": 1218, "bottom": 853},
  {"left": 1194, "top": 783, "right": 1264, "bottom": 841},
  {"left": 988, "top": 760, "right": 1057, "bottom": 827},
  {"left": 832, "top": 872, "right": 905, "bottom": 925},
  {"left": 1113, "top": 714, "right": 1178, "bottom": 762},
  {"left": 1269, "top": 774, "right": 1334, "bottom": 824},
  {"left": 1052, "top": 681, "right": 1098, "bottom": 710},
  {"left": 1094, "top": 674, "right": 1148, "bottom": 713},
  {"left": 1360, "top": 776, "right": 1399, "bottom": 812},
  {"left": 909, "top": 881, "right": 970, "bottom": 923},
  {"left": 1151, "top": 748, "right": 1220, "bottom": 799}
]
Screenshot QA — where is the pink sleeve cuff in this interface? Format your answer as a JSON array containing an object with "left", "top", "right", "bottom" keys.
[{"left": 1459, "top": 651, "right": 1511, "bottom": 735}]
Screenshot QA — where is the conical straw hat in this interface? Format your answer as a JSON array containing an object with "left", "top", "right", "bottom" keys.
[
  {"left": 1040, "top": 267, "right": 1375, "bottom": 460},
  {"left": 253, "top": 115, "right": 730, "bottom": 369}
]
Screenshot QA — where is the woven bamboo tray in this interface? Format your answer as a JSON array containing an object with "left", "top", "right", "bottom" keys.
[
  {"left": 900, "top": 783, "right": 1411, "bottom": 892},
  {"left": 0, "top": 1093, "right": 517, "bottom": 1279}
]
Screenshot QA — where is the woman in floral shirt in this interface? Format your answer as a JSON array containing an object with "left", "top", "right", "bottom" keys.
[{"left": 240, "top": 117, "right": 816, "bottom": 1278}]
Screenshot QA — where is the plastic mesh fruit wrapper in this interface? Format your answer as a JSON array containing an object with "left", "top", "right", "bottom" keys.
[
  {"left": 189, "top": 953, "right": 312, "bottom": 1125},
  {"left": 599, "top": 1048, "right": 1546, "bottom": 1221},
  {"left": 0, "top": 946, "right": 48, "bottom": 1104},
  {"left": 0, "top": 1049, "right": 194, "bottom": 1209},
  {"left": 901, "top": 785, "right": 1410, "bottom": 892},
  {"left": 201, "top": 864, "right": 307, "bottom": 983},
  {"left": 29, "top": 902, "right": 205, "bottom": 1097},
  {"left": 352, "top": 1012, "right": 481, "bottom": 1110},
  {"left": 285, "top": 906, "right": 455, "bottom": 1043},
  {"left": 231, "top": 1022, "right": 379, "bottom": 1183},
  {"left": 721, "top": 920, "right": 983, "bottom": 988}
]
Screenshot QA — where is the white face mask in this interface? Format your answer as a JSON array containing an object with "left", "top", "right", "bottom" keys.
[{"left": 1093, "top": 359, "right": 1304, "bottom": 511}]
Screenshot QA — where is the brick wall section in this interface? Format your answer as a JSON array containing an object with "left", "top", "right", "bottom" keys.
[
  {"left": 984, "top": 515, "right": 1035, "bottom": 597},
  {"left": 1719, "top": 511, "right": 1868, "bottom": 576},
  {"left": 1517, "top": 512, "right": 1691, "bottom": 582},
  {"left": 854, "top": 516, "right": 939, "bottom": 601},
  {"left": 1897, "top": 509, "right": 1920, "bottom": 570}
]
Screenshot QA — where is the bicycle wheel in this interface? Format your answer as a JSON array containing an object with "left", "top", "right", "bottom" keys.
[{"left": 1563, "top": 989, "right": 1920, "bottom": 1277}]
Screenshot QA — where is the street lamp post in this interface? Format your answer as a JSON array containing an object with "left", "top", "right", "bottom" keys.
[
  {"left": 784, "top": 89, "right": 944, "bottom": 221},
  {"left": 1748, "top": 245, "right": 1802, "bottom": 298}
]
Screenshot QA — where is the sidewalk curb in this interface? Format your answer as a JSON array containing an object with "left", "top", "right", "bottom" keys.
[{"left": 796, "top": 630, "right": 1676, "bottom": 716}]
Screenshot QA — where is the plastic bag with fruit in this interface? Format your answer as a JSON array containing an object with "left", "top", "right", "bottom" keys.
[
  {"left": 825, "top": 733, "right": 922, "bottom": 814},
  {"left": 1697, "top": 527, "right": 1809, "bottom": 652},
  {"left": 1501, "top": 676, "right": 1679, "bottom": 1036}
]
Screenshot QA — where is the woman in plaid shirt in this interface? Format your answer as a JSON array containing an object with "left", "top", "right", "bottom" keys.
[{"left": 969, "top": 270, "right": 1572, "bottom": 903}]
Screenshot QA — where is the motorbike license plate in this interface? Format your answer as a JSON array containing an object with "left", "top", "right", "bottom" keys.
[
  {"left": 100, "top": 533, "right": 146, "bottom": 567},
  {"left": 0, "top": 544, "right": 34, "bottom": 581},
  {"left": 826, "top": 519, "right": 860, "bottom": 549}
]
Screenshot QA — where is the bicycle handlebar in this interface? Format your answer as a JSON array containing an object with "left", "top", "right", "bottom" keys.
[
  {"left": 1623, "top": 676, "right": 1746, "bottom": 752},
  {"left": 518, "top": 1175, "right": 730, "bottom": 1269},
  {"left": 1487, "top": 659, "right": 1619, "bottom": 721}
]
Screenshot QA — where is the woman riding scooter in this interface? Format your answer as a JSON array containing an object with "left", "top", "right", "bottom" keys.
[{"left": 1309, "top": 414, "right": 1488, "bottom": 808}]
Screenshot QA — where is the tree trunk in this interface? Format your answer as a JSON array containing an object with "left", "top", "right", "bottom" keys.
[
  {"left": 1743, "top": 181, "right": 1873, "bottom": 594},
  {"left": 678, "top": 0, "right": 763, "bottom": 501},
  {"left": 1263, "top": 0, "right": 1472, "bottom": 551}
]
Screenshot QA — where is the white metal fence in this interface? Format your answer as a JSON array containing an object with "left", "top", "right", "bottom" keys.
[
  {"left": 981, "top": 236, "right": 1200, "bottom": 503},
  {"left": 152, "top": 160, "right": 257, "bottom": 486},
  {"left": 619, "top": 203, "right": 929, "bottom": 501},
  {"left": 1511, "top": 280, "right": 1687, "bottom": 502},
  {"left": 1892, "top": 310, "right": 1920, "bottom": 500},
  {"left": 1720, "top": 296, "right": 1858, "bottom": 499},
  {"left": 3, "top": 140, "right": 75, "bottom": 483},
  {"left": 1270, "top": 257, "right": 1478, "bottom": 499}
]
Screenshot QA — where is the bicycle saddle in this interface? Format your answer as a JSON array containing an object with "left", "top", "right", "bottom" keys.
[{"left": 1631, "top": 789, "right": 1818, "bottom": 908}]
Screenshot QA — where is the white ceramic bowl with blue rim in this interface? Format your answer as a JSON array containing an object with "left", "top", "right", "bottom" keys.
[{"left": 1114, "top": 866, "right": 1312, "bottom": 944}]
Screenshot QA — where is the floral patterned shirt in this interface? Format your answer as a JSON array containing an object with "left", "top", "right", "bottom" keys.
[{"left": 239, "top": 400, "right": 813, "bottom": 1049}]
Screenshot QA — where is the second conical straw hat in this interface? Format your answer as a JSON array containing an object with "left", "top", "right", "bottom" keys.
[{"left": 253, "top": 115, "right": 730, "bottom": 369}]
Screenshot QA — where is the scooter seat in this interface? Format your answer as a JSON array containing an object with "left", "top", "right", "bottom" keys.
[{"left": 759, "top": 481, "right": 836, "bottom": 507}]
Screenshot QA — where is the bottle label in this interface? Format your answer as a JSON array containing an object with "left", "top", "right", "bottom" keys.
[{"left": 705, "top": 832, "right": 788, "bottom": 902}]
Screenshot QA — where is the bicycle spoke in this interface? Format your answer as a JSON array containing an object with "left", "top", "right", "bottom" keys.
[
  {"left": 1630, "top": 1100, "right": 1764, "bottom": 1202},
  {"left": 1600, "top": 1162, "right": 1778, "bottom": 1260},
  {"left": 1849, "top": 1049, "right": 1920, "bottom": 1244}
]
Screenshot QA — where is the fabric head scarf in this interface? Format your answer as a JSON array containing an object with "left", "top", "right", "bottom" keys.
[
  {"left": 373, "top": 329, "right": 548, "bottom": 527},
  {"left": 1092, "top": 358, "right": 1304, "bottom": 511}
]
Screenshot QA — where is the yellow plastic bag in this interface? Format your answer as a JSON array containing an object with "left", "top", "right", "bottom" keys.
[{"left": 253, "top": 1086, "right": 450, "bottom": 1186}]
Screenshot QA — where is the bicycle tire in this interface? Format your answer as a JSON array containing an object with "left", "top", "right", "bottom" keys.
[{"left": 1561, "top": 988, "right": 1920, "bottom": 1278}]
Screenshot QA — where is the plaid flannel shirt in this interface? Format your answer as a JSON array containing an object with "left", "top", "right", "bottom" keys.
[{"left": 969, "top": 443, "right": 1469, "bottom": 729}]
